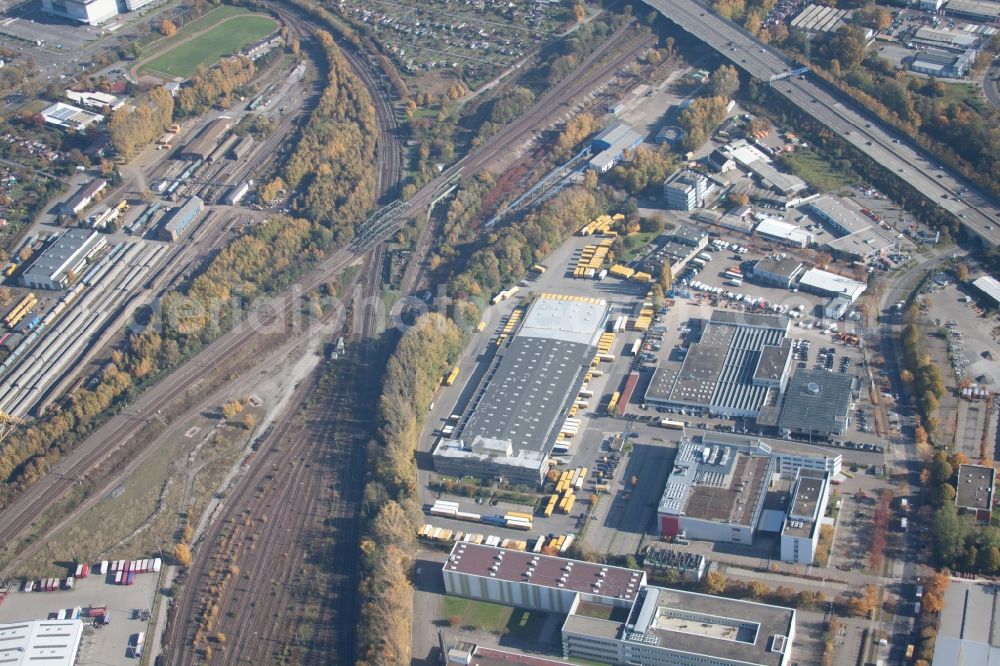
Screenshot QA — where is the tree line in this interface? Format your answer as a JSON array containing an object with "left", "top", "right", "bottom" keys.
[
  {"left": 356, "top": 313, "right": 463, "bottom": 665},
  {"left": 279, "top": 30, "right": 378, "bottom": 243},
  {"left": 899, "top": 317, "right": 946, "bottom": 435}
]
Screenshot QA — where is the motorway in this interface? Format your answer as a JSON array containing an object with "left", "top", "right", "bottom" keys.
[{"left": 644, "top": 0, "right": 1000, "bottom": 247}]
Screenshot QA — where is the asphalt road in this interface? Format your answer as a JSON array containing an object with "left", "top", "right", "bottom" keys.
[
  {"left": 643, "top": 0, "right": 1000, "bottom": 247},
  {"left": 985, "top": 60, "right": 1000, "bottom": 109}
]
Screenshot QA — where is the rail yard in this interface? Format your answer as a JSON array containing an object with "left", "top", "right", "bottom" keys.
[{"left": 0, "top": 0, "right": 996, "bottom": 664}]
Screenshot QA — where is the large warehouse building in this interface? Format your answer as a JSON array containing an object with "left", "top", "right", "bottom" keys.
[
  {"left": 179, "top": 117, "right": 233, "bottom": 161},
  {"left": 644, "top": 311, "right": 793, "bottom": 418},
  {"left": 442, "top": 543, "right": 797, "bottom": 666},
  {"left": 159, "top": 196, "right": 205, "bottom": 241},
  {"left": 434, "top": 294, "right": 609, "bottom": 486},
  {"left": 22, "top": 229, "right": 107, "bottom": 291},
  {"left": 0, "top": 619, "right": 84, "bottom": 665}
]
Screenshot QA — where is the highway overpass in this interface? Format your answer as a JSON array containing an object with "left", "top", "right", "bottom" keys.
[{"left": 644, "top": 0, "right": 1000, "bottom": 247}]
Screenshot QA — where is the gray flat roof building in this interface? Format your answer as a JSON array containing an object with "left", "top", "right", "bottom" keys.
[
  {"left": 777, "top": 368, "right": 858, "bottom": 439},
  {"left": 956, "top": 463, "right": 995, "bottom": 523},
  {"left": 434, "top": 295, "right": 609, "bottom": 486},
  {"left": 22, "top": 229, "right": 107, "bottom": 290},
  {"left": 934, "top": 581, "right": 1000, "bottom": 665},
  {"left": 645, "top": 311, "right": 792, "bottom": 417},
  {"left": 824, "top": 225, "right": 896, "bottom": 260},
  {"left": 944, "top": 0, "right": 1000, "bottom": 21},
  {"left": 751, "top": 255, "right": 806, "bottom": 288}
]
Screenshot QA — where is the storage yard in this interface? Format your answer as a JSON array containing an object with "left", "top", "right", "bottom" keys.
[{"left": 0, "top": 558, "right": 161, "bottom": 666}]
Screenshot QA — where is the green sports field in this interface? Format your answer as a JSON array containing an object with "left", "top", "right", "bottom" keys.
[{"left": 138, "top": 13, "right": 278, "bottom": 79}]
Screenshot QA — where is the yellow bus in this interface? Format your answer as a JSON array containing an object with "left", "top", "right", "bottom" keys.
[
  {"left": 444, "top": 366, "right": 460, "bottom": 386},
  {"left": 607, "top": 391, "right": 620, "bottom": 415}
]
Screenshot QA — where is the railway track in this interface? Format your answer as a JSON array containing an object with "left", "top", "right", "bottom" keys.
[
  {"left": 0, "top": 3, "right": 643, "bottom": 592},
  {"left": 396, "top": 23, "right": 654, "bottom": 296}
]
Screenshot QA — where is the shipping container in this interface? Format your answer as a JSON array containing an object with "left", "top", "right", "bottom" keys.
[
  {"left": 64, "top": 577, "right": 73, "bottom": 590},
  {"left": 99, "top": 560, "right": 109, "bottom": 575},
  {"left": 152, "top": 558, "right": 162, "bottom": 572},
  {"left": 88, "top": 606, "right": 107, "bottom": 618},
  {"left": 114, "top": 571, "right": 123, "bottom": 585},
  {"left": 56, "top": 609, "right": 67, "bottom": 620},
  {"left": 430, "top": 506, "right": 457, "bottom": 518},
  {"left": 126, "top": 572, "right": 135, "bottom": 586}
]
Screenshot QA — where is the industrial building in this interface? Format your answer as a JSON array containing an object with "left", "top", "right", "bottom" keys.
[
  {"left": 776, "top": 368, "right": 858, "bottom": 440},
  {"left": 22, "top": 229, "right": 107, "bottom": 290},
  {"left": 933, "top": 580, "right": 1000, "bottom": 665},
  {"left": 644, "top": 311, "right": 792, "bottom": 418},
  {"left": 956, "top": 463, "right": 995, "bottom": 523},
  {"left": 971, "top": 275, "right": 1000, "bottom": 307},
  {"left": 638, "top": 235, "right": 708, "bottom": 279},
  {"left": 64, "top": 90, "right": 125, "bottom": 111},
  {"left": 790, "top": 4, "right": 853, "bottom": 33},
  {"left": 658, "top": 437, "right": 837, "bottom": 556},
  {"left": 657, "top": 439, "right": 775, "bottom": 543},
  {"left": 179, "top": 117, "right": 232, "bottom": 161},
  {"left": 664, "top": 170, "right": 714, "bottom": 211},
  {"left": 669, "top": 225, "right": 709, "bottom": 248},
  {"left": 910, "top": 50, "right": 976, "bottom": 78},
  {"left": 159, "top": 196, "right": 204, "bottom": 241},
  {"left": 224, "top": 182, "right": 250, "bottom": 206},
  {"left": 434, "top": 294, "right": 609, "bottom": 486},
  {"left": 780, "top": 469, "right": 832, "bottom": 565},
  {"left": 824, "top": 226, "right": 895, "bottom": 260},
  {"left": 805, "top": 196, "right": 869, "bottom": 236},
  {"left": 754, "top": 218, "right": 812, "bottom": 248},
  {"left": 40, "top": 102, "right": 104, "bottom": 131},
  {"left": 588, "top": 123, "right": 643, "bottom": 173},
  {"left": 944, "top": 0, "right": 1000, "bottom": 23},
  {"left": 723, "top": 141, "right": 807, "bottom": 196},
  {"left": 0, "top": 619, "right": 84, "bottom": 666},
  {"left": 750, "top": 255, "right": 805, "bottom": 289},
  {"left": 41, "top": 0, "right": 118, "bottom": 24},
  {"left": 442, "top": 543, "right": 796, "bottom": 666},
  {"left": 61, "top": 178, "right": 107, "bottom": 216},
  {"left": 125, "top": 0, "right": 155, "bottom": 9},
  {"left": 797, "top": 268, "right": 867, "bottom": 302},
  {"left": 913, "top": 26, "right": 982, "bottom": 50},
  {"left": 641, "top": 547, "right": 707, "bottom": 582}
]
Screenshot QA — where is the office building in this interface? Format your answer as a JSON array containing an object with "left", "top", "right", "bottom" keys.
[
  {"left": 664, "top": 170, "right": 713, "bottom": 211},
  {"left": 434, "top": 294, "right": 609, "bottom": 486},
  {"left": 562, "top": 586, "right": 795, "bottom": 666},
  {"left": 64, "top": 90, "right": 125, "bottom": 111},
  {"left": 41, "top": 0, "right": 118, "bottom": 24},
  {"left": 780, "top": 469, "right": 831, "bottom": 565},
  {"left": 441, "top": 543, "right": 797, "bottom": 666},
  {"left": 22, "top": 229, "right": 107, "bottom": 290}
]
